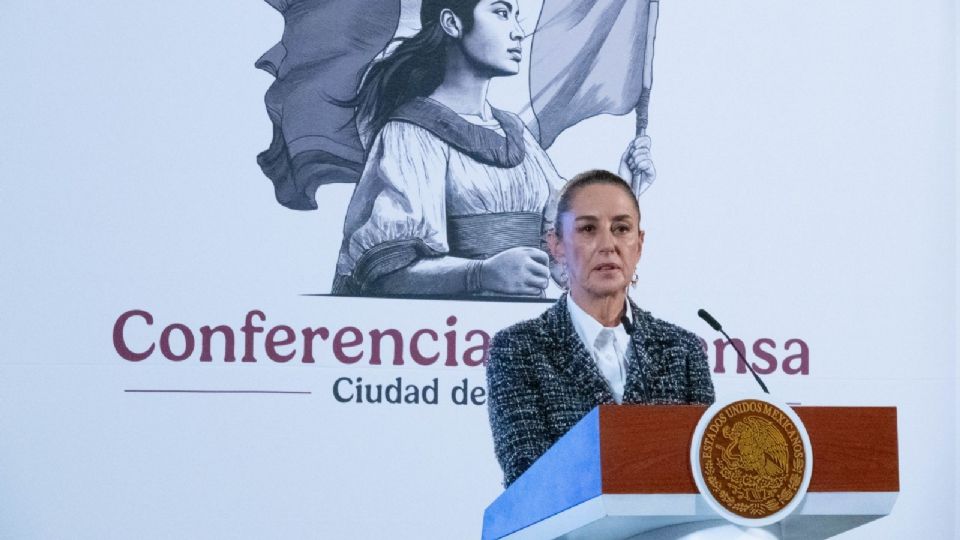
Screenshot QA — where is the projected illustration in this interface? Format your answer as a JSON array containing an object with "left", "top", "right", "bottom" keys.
[{"left": 258, "top": 0, "right": 660, "bottom": 299}]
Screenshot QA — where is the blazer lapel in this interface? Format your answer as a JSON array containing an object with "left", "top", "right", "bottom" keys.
[
  {"left": 548, "top": 295, "right": 614, "bottom": 404},
  {"left": 623, "top": 300, "right": 653, "bottom": 403}
]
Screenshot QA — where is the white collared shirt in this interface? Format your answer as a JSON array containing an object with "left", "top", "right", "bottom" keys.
[{"left": 566, "top": 296, "right": 634, "bottom": 404}]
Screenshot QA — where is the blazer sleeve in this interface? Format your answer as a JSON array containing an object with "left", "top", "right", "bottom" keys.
[
  {"left": 486, "top": 327, "right": 555, "bottom": 487},
  {"left": 682, "top": 332, "right": 716, "bottom": 405}
]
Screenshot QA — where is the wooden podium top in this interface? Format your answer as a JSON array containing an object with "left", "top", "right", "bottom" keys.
[{"left": 600, "top": 405, "right": 899, "bottom": 494}]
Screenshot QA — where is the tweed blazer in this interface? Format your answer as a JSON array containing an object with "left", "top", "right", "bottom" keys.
[{"left": 486, "top": 294, "right": 715, "bottom": 487}]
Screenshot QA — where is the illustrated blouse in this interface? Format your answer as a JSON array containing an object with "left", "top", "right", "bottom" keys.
[{"left": 333, "top": 97, "right": 564, "bottom": 295}]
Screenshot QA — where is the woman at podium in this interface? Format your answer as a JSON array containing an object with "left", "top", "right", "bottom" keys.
[{"left": 486, "top": 170, "right": 715, "bottom": 486}]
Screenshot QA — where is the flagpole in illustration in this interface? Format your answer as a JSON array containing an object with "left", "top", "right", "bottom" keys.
[{"left": 636, "top": 0, "right": 659, "bottom": 137}]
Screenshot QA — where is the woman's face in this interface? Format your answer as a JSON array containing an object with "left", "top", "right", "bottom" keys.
[
  {"left": 461, "top": 0, "right": 524, "bottom": 77},
  {"left": 550, "top": 184, "right": 644, "bottom": 302}
]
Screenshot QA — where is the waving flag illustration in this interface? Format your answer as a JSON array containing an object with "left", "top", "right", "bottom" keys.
[
  {"left": 526, "top": 0, "right": 659, "bottom": 148},
  {"left": 257, "top": 0, "right": 659, "bottom": 210},
  {"left": 256, "top": 0, "right": 401, "bottom": 210}
]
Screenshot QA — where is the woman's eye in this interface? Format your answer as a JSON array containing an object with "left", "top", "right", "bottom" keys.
[
  {"left": 577, "top": 225, "right": 595, "bottom": 233},
  {"left": 495, "top": 9, "right": 508, "bottom": 18}
]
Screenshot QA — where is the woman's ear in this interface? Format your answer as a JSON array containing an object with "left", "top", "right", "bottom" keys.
[{"left": 439, "top": 8, "right": 463, "bottom": 39}]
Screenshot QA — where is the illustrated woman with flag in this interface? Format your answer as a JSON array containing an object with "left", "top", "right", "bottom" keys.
[{"left": 330, "top": 0, "right": 655, "bottom": 298}]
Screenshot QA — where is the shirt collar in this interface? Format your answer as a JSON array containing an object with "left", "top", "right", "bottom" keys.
[{"left": 566, "top": 294, "right": 632, "bottom": 349}]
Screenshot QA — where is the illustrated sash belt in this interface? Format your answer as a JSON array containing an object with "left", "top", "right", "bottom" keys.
[{"left": 448, "top": 211, "right": 543, "bottom": 260}]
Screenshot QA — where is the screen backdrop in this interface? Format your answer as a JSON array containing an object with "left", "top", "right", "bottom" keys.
[{"left": 1, "top": 1, "right": 957, "bottom": 539}]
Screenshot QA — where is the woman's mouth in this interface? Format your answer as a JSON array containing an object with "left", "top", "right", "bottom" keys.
[
  {"left": 593, "top": 263, "right": 621, "bottom": 272},
  {"left": 508, "top": 47, "right": 522, "bottom": 61}
]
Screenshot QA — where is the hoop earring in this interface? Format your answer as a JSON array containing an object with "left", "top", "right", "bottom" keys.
[{"left": 631, "top": 273, "right": 639, "bottom": 288}]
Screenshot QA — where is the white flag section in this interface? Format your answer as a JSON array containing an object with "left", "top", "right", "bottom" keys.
[
  {"left": 0, "top": 1, "right": 956, "bottom": 539},
  {"left": 527, "top": 0, "right": 655, "bottom": 148}
]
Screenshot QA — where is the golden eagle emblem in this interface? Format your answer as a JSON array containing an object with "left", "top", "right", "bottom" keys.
[{"left": 697, "top": 399, "right": 807, "bottom": 519}]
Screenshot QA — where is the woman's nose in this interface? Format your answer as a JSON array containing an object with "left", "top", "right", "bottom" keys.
[
  {"left": 598, "top": 229, "right": 617, "bottom": 252},
  {"left": 511, "top": 19, "right": 524, "bottom": 41}
]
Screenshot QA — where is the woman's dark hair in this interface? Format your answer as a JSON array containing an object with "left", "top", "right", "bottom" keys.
[
  {"left": 351, "top": 0, "right": 480, "bottom": 139},
  {"left": 554, "top": 169, "right": 641, "bottom": 238}
]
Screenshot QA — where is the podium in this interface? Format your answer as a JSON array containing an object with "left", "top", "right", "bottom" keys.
[{"left": 482, "top": 405, "right": 898, "bottom": 540}]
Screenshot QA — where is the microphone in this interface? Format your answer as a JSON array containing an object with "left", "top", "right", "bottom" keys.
[
  {"left": 697, "top": 309, "right": 770, "bottom": 394},
  {"left": 697, "top": 309, "right": 722, "bottom": 332}
]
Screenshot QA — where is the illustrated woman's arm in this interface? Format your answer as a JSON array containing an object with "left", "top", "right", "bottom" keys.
[{"left": 370, "top": 248, "right": 550, "bottom": 296}]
